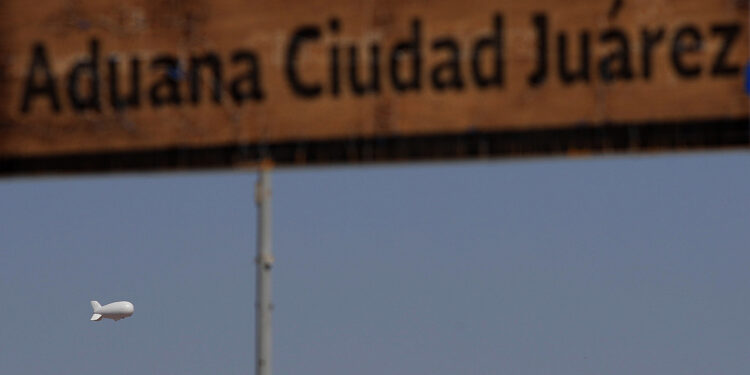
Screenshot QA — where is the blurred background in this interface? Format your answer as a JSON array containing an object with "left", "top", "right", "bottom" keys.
[
  {"left": 2, "top": 153, "right": 749, "bottom": 375},
  {"left": 1, "top": 1, "right": 749, "bottom": 374}
]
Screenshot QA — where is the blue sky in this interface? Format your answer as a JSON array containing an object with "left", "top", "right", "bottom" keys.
[{"left": 1, "top": 151, "right": 749, "bottom": 374}]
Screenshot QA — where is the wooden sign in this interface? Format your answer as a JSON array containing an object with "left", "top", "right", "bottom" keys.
[{"left": 1, "top": 0, "right": 748, "bottom": 174}]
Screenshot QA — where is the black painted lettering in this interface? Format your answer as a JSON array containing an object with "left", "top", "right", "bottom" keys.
[
  {"left": 286, "top": 26, "right": 322, "bottom": 98},
  {"left": 598, "top": 29, "right": 633, "bottom": 82},
  {"left": 390, "top": 19, "right": 422, "bottom": 92},
  {"left": 149, "top": 55, "right": 182, "bottom": 107},
  {"left": 20, "top": 43, "right": 60, "bottom": 113},
  {"left": 67, "top": 39, "right": 101, "bottom": 112},
  {"left": 189, "top": 53, "right": 222, "bottom": 104},
  {"left": 528, "top": 14, "right": 548, "bottom": 87},
  {"left": 348, "top": 44, "right": 381, "bottom": 95},
  {"left": 431, "top": 38, "right": 464, "bottom": 91},
  {"left": 471, "top": 14, "right": 504, "bottom": 88},
  {"left": 108, "top": 56, "right": 141, "bottom": 111},
  {"left": 641, "top": 28, "right": 665, "bottom": 79},
  {"left": 671, "top": 25, "right": 702, "bottom": 78},
  {"left": 231, "top": 50, "right": 265, "bottom": 103},
  {"left": 329, "top": 19, "right": 341, "bottom": 96},
  {"left": 557, "top": 31, "right": 590, "bottom": 84},
  {"left": 711, "top": 24, "right": 741, "bottom": 76}
]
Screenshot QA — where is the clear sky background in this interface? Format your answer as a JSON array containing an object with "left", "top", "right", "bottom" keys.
[{"left": 1, "top": 151, "right": 749, "bottom": 375}]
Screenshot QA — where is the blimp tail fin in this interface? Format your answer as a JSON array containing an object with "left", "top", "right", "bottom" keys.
[
  {"left": 90, "top": 301, "right": 101, "bottom": 312},
  {"left": 90, "top": 314, "right": 102, "bottom": 321}
]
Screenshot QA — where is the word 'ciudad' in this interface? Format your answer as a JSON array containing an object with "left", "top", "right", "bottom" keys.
[{"left": 20, "top": 13, "right": 743, "bottom": 113}]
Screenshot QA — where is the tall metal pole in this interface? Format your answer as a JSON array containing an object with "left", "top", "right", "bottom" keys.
[{"left": 255, "top": 164, "right": 273, "bottom": 375}]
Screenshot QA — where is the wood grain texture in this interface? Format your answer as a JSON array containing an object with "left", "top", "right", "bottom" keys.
[{"left": 0, "top": 0, "right": 747, "bottom": 163}]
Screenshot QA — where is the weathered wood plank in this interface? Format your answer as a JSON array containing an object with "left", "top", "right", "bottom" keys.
[{"left": 0, "top": 0, "right": 747, "bottom": 173}]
